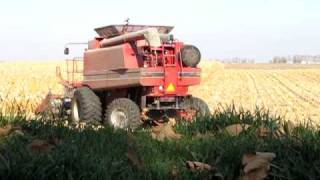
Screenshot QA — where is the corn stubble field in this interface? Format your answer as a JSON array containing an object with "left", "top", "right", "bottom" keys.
[
  {"left": 192, "top": 62, "right": 320, "bottom": 124},
  {"left": 1, "top": 61, "right": 320, "bottom": 123},
  {"left": 0, "top": 61, "right": 320, "bottom": 179}
]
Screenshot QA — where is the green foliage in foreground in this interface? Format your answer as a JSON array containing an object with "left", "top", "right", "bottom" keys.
[{"left": 0, "top": 107, "right": 319, "bottom": 180}]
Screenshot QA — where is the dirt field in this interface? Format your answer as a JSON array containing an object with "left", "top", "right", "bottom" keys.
[
  {"left": 191, "top": 61, "right": 320, "bottom": 123},
  {"left": 1, "top": 61, "right": 320, "bottom": 123}
]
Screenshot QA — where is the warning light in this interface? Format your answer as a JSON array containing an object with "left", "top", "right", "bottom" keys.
[{"left": 166, "top": 83, "right": 175, "bottom": 92}]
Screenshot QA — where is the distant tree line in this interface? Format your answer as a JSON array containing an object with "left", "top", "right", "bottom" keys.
[
  {"left": 217, "top": 58, "right": 255, "bottom": 64},
  {"left": 271, "top": 55, "right": 320, "bottom": 64},
  {"left": 216, "top": 55, "right": 320, "bottom": 64}
]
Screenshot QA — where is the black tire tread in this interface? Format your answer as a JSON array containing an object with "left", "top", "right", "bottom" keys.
[
  {"left": 104, "top": 98, "right": 141, "bottom": 130},
  {"left": 72, "top": 87, "right": 102, "bottom": 124},
  {"left": 181, "top": 97, "right": 210, "bottom": 117}
]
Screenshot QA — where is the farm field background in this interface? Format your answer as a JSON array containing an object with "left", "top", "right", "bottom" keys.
[
  {"left": 1, "top": 60, "right": 320, "bottom": 179},
  {"left": 191, "top": 61, "right": 320, "bottom": 124},
  {"left": 1, "top": 61, "right": 320, "bottom": 124}
]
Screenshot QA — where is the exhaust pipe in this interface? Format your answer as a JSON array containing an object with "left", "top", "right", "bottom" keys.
[{"left": 100, "top": 28, "right": 162, "bottom": 48}]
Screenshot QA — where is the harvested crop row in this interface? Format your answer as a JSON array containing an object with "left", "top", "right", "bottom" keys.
[
  {"left": 1, "top": 61, "right": 320, "bottom": 123},
  {"left": 191, "top": 61, "right": 320, "bottom": 124}
]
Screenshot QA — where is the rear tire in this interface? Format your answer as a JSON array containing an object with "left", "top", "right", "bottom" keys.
[
  {"left": 104, "top": 98, "right": 142, "bottom": 131},
  {"left": 180, "top": 97, "right": 210, "bottom": 118},
  {"left": 71, "top": 87, "right": 102, "bottom": 125}
]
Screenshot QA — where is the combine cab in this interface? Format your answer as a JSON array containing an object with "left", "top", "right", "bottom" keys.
[{"left": 54, "top": 24, "right": 209, "bottom": 130}]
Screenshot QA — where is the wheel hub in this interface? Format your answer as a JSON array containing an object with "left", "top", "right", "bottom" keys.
[
  {"left": 110, "top": 109, "right": 128, "bottom": 128},
  {"left": 71, "top": 99, "right": 80, "bottom": 122}
]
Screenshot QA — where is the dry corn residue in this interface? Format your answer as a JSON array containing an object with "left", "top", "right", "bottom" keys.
[{"left": 1, "top": 61, "right": 320, "bottom": 123}]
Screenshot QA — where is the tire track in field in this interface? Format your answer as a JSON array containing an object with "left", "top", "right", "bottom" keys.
[
  {"left": 242, "top": 71, "right": 257, "bottom": 110},
  {"left": 277, "top": 71, "right": 320, "bottom": 96},
  {"left": 262, "top": 72, "right": 290, "bottom": 106},
  {"left": 272, "top": 71, "right": 320, "bottom": 105},
  {"left": 248, "top": 71, "right": 264, "bottom": 107},
  {"left": 264, "top": 72, "right": 307, "bottom": 118},
  {"left": 268, "top": 73, "right": 319, "bottom": 108},
  {"left": 298, "top": 71, "right": 320, "bottom": 83},
  {"left": 257, "top": 71, "right": 288, "bottom": 109},
  {"left": 248, "top": 71, "right": 279, "bottom": 108},
  {"left": 239, "top": 71, "right": 256, "bottom": 109}
]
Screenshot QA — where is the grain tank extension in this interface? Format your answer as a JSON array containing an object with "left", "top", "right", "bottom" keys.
[{"left": 60, "top": 24, "right": 209, "bottom": 130}]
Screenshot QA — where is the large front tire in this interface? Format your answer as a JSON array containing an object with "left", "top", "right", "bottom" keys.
[
  {"left": 104, "top": 98, "right": 142, "bottom": 131},
  {"left": 180, "top": 97, "right": 210, "bottom": 118},
  {"left": 71, "top": 87, "right": 102, "bottom": 125}
]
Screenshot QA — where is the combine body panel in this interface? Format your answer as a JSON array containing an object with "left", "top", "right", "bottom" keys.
[
  {"left": 83, "top": 43, "right": 142, "bottom": 89},
  {"left": 60, "top": 24, "right": 209, "bottom": 130},
  {"left": 83, "top": 40, "right": 200, "bottom": 95}
]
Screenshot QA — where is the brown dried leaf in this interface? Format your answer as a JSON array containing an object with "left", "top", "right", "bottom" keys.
[
  {"left": 241, "top": 152, "right": 276, "bottom": 180},
  {"left": 0, "top": 124, "right": 12, "bottom": 137},
  {"left": 241, "top": 168, "right": 269, "bottom": 180},
  {"left": 151, "top": 123, "right": 181, "bottom": 141},
  {"left": 126, "top": 149, "right": 143, "bottom": 169},
  {"left": 168, "top": 118, "right": 176, "bottom": 127},
  {"left": 27, "top": 139, "right": 54, "bottom": 153},
  {"left": 255, "top": 152, "right": 276, "bottom": 161},
  {"left": 186, "top": 161, "right": 214, "bottom": 171},
  {"left": 224, "top": 124, "right": 251, "bottom": 136}
]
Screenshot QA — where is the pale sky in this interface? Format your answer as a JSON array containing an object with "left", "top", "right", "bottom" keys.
[{"left": 0, "top": 0, "right": 320, "bottom": 62}]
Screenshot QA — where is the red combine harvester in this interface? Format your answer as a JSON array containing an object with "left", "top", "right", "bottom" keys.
[{"left": 54, "top": 24, "right": 209, "bottom": 130}]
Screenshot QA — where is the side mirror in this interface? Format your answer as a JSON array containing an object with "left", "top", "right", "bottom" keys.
[{"left": 64, "top": 47, "right": 69, "bottom": 55}]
